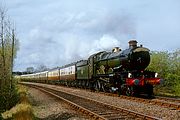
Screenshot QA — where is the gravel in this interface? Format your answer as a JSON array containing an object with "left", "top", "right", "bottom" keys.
[
  {"left": 24, "top": 82, "right": 180, "bottom": 120},
  {"left": 27, "top": 86, "right": 90, "bottom": 120},
  {"left": 44, "top": 84, "right": 180, "bottom": 120}
]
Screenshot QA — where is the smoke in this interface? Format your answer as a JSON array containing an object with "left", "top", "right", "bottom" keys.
[
  {"left": 7, "top": 0, "right": 180, "bottom": 71},
  {"left": 89, "top": 34, "right": 121, "bottom": 55},
  {"left": 15, "top": 10, "right": 137, "bottom": 71}
]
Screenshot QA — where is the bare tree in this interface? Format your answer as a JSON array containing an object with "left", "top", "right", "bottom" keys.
[
  {"left": 0, "top": 7, "right": 5, "bottom": 88},
  {"left": 35, "top": 64, "right": 49, "bottom": 72},
  {"left": 26, "top": 67, "right": 35, "bottom": 73}
]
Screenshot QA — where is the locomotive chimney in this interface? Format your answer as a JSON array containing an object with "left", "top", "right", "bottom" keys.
[
  {"left": 112, "top": 47, "right": 121, "bottom": 52},
  {"left": 128, "top": 40, "right": 137, "bottom": 48}
]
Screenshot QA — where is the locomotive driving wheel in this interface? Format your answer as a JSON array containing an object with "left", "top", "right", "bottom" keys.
[
  {"left": 100, "top": 82, "right": 110, "bottom": 92},
  {"left": 94, "top": 79, "right": 110, "bottom": 92},
  {"left": 94, "top": 80, "right": 101, "bottom": 91}
]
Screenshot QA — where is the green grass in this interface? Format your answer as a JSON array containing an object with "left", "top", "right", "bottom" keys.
[{"left": 154, "top": 85, "right": 180, "bottom": 98}]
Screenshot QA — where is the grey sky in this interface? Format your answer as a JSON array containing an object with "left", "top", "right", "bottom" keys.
[{"left": 2, "top": 0, "right": 180, "bottom": 71}]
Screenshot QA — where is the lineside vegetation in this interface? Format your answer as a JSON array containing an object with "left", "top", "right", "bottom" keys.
[
  {"left": 1, "top": 85, "right": 34, "bottom": 120},
  {"left": 0, "top": 5, "right": 19, "bottom": 118},
  {"left": 147, "top": 50, "right": 180, "bottom": 96}
]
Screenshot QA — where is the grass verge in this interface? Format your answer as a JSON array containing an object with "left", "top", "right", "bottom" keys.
[{"left": 1, "top": 85, "right": 34, "bottom": 120}]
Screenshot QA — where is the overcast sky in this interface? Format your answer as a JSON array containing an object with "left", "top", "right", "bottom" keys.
[{"left": 2, "top": 0, "right": 180, "bottom": 71}]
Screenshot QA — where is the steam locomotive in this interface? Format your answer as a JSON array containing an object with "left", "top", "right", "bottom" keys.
[{"left": 21, "top": 40, "right": 163, "bottom": 97}]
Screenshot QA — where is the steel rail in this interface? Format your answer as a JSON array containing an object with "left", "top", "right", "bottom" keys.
[{"left": 21, "top": 82, "right": 161, "bottom": 120}]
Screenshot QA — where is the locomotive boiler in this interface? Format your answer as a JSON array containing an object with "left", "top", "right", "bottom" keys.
[{"left": 21, "top": 40, "right": 163, "bottom": 97}]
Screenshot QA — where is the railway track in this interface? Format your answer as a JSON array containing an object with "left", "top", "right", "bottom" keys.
[
  {"left": 96, "top": 92, "right": 180, "bottom": 110},
  {"left": 118, "top": 95, "right": 180, "bottom": 110},
  {"left": 80, "top": 88, "right": 180, "bottom": 111},
  {"left": 21, "top": 83, "right": 160, "bottom": 120},
  {"left": 57, "top": 85, "right": 180, "bottom": 108},
  {"left": 154, "top": 96, "right": 180, "bottom": 104},
  {"left": 21, "top": 82, "right": 180, "bottom": 111}
]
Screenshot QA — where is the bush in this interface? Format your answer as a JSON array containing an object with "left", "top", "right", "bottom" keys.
[
  {"left": 0, "top": 85, "right": 19, "bottom": 113},
  {"left": 147, "top": 50, "right": 180, "bottom": 97},
  {"left": 1, "top": 85, "right": 34, "bottom": 120}
]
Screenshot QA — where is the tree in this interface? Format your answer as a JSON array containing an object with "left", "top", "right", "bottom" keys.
[
  {"left": 147, "top": 51, "right": 170, "bottom": 78},
  {"left": 0, "top": 6, "right": 6, "bottom": 89},
  {"left": 35, "top": 64, "right": 49, "bottom": 72},
  {"left": 0, "top": 5, "right": 19, "bottom": 112},
  {"left": 147, "top": 50, "right": 180, "bottom": 96},
  {"left": 169, "top": 49, "right": 180, "bottom": 75},
  {"left": 26, "top": 67, "right": 35, "bottom": 73}
]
